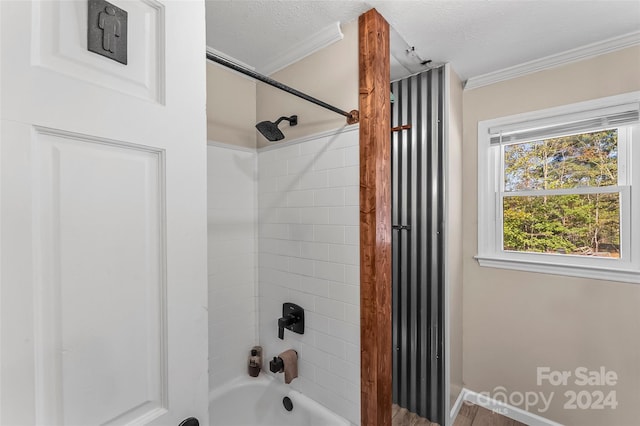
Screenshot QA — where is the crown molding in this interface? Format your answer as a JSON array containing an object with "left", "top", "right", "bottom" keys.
[
  {"left": 464, "top": 31, "right": 640, "bottom": 91},
  {"left": 258, "top": 22, "right": 343, "bottom": 76}
]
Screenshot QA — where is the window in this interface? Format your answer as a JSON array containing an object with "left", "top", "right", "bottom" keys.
[{"left": 477, "top": 92, "right": 640, "bottom": 283}]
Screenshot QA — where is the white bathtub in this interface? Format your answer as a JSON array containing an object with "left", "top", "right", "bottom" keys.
[{"left": 209, "top": 374, "right": 350, "bottom": 426}]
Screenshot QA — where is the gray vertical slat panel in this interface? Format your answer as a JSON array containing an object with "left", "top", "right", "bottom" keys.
[
  {"left": 410, "top": 76, "right": 422, "bottom": 407},
  {"left": 428, "top": 69, "right": 440, "bottom": 422},
  {"left": 418, "top": 71, "right": 429, "bottom": 418},
  {"left": 391, "top": 67, "right": 446, "bottom": 424},
  {"left": 399, "top": 77, "right": 410, "bottom": 409},
  {"left": 425, "top": 69, "right": 436, "bottom": 420},
  {"left": 435, "top": 67, "right": 446, "bottom": 425},
  {"left": 391, "top": 79, "right": 400, "bottom": 405}
]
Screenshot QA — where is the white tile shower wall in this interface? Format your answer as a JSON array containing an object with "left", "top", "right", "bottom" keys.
[
  {"left": 257, "top": 127, "right": 361, "bottom": 425},
  {"left": 207, "top": 143, "right": 257, "bottom": 392}
]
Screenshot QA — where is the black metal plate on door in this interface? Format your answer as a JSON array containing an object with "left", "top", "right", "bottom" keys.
[{"left": 88, "top": 0, "right": 128, "bottom": 65}]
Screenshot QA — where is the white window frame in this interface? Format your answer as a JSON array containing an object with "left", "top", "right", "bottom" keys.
[{"left": 476, "top": 92, "right": 640, "bottom": 284}]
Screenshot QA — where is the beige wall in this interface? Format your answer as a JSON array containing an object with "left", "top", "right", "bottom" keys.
[
  {"left": 447, "top": 65, "right": 464, "bottom": 414},
  {"left": 206, "top": 62, "right": 257, "bottom": 148},
  {"left": 462, "top": 46, "right": 640, "bottom": 425},
  {"left": 256, "top": 20, "right": 359, "bottom": 147}
]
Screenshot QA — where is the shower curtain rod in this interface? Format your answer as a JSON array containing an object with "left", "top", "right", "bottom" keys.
[{"left": 206, "top": 52, "right": 359, "bottom": 125}]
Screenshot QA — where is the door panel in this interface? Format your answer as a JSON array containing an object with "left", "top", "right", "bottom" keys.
[
  {"left": 32, "top": 0, "right": 164, "bottom": 102},
  {"left": 34, "top": 128, "right": 167, "bottom": 425},
  {"left": 1, "top": 1, "right": 208, "bottom": 425}
]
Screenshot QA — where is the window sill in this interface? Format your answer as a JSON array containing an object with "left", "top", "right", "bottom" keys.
[{"left": 475, "top": 255, "right": 640, "bottom": 284}]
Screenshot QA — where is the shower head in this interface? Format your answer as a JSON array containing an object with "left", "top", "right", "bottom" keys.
[{"left": 256, "top": 115, "right": 298, "bottom": 142}]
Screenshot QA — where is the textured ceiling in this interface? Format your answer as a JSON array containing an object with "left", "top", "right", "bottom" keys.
[{"left": 205, "top": 0, "right": 640, "bottom": 81}]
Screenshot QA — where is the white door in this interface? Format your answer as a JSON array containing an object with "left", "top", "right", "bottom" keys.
[{"left": 0, "top": 1, "right": 209, "bottom": 425}]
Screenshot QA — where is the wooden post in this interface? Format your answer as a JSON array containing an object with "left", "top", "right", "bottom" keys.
[{"left": 359, "top": 8, "right": 391, "bottom": 426}]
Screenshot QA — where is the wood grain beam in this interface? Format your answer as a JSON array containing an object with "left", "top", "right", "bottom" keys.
[{"left": 359, "top": 8, "right": 392, "bottom": 426}]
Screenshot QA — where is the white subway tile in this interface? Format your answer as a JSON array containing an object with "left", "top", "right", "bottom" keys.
[
  {"left": 328, "top": 281, "right": 360, "bottom": 305},
  {"left": 300, "top": 342, "right": 331, "bottom": 370},
  {"left": 259, "top": 253, "right": 288, "bottom": 272},
  {"left": 325, "top": 133, "right": 357, "bottom": 150},
  {"left": 259, "top": 159, "right": 288, "bottom": 178},
  {"left": 278, "top": 144, "right": 301, "bottom": 160},
  {"left": 315, "top": 332, "right": 346, "bottom": 358},
  {"left": 290, "top": 257, "right": 315, "bottom": 277},
  {"left": 345, "top": 265, "right": 359, "bottom": 285},
  {"left": 328, "top": 318, "right": 359, "bottom": 345},
  {"left": 345, "top": 303, "right": 360, "bottom": 325},
  {"left": 258, "top": 148, "right": 279, "bottom": 164},
  {"left": 209, "top": 223, "right": 255, "bottom": 243},
  {"left": 327, "top": 166, "right": 359, "bottom": 187},
  {"left": 299, "top": 140, "right": 322, "bottom": 156},
  {"left": 315, "top": 368, "right": 347, "bottom": 396},
  {"left": 258, "top": 176, "right": 278, "bottom": 193},
  {"left": 299, "top": 207, "right": 329, "bottom": 225},
  {"left": 328, "top": 206, "right": 359, "bottom": 226},
  {"left": 344, "top": 145, "right": 359, "bottom": 167},
  {"left": 209, "top": 268, "right": 254, "bottom": 288},
  {"left": 255, "top": 131, "right": 360, "bottom": 420},
  {"left": 259, "top": 208, "right": 278, "bottom": 224},
  {"left": 313, "top": 225, "right": 345, "bottom": 244},
  {"left": 287, "top": 154, "right": 315, "bottom": 175},
  {"left": 314, "top": 149, "right": 344, "bottom": 171},
  {"left": 329, "top": 356, "right": 360, "bottom": 385},
  {"left": 290, "top": 224, "right": 314, "bottom": 242},
  {"left": 300, "top": 242, "right": 329, "bottom": 261},
  {"left": 258, "top": 282, "right": 289, "bottom": 301},
  {"left": 277, "top": 240, "right": 301, "bottom": 257},
  {"left": 287, "top": 190, "right": 314, "bottom": 207},
  {"left": 211, "top": 284, "right": 254, "bottom": 309},
  {"left": 260, "top": 268, "right": 298, "bottom": 290},
  {"left": 344, "top": 186, "right": 359, "bottom": 206},
  {"left": 298, "top": 170, "right": 328, "bottom": 190},
  {"left": 345, "top": 226, "right": 359, "bottom": 245},
  {"left": 299, "top": 276, "right": 329, "bottom": 297},
  {"left": 259, "top": 223, "right": 289, "bottom": 239},
  {"left": 287, "top": 326, "right": 316, "bottom": 346},
  {"left": 209, "top": 238, "right": 256, "bottom": 258},
  {"left": 209, "top": 253, "right": 254, "bottom": 276},
  {"left": 210, "top": 298, "right": 256, "bottom": 324},
  {"left": 286, "top": 290, "right": 315, "bottom": 315},
  {"left": 314, "top": 261, "right": 345, "bottom": 282},
  {"left": 277, "top": 207, "right": 300, "bottom": 224},
  {"left": 258, "top": 237, "right": 278, "bottom": 255},
  {"left": 277, "top": 174, "right": 300, "bottom": 192},
  {"left": 258, "top": 192, "right": 282, "bottom": 210},
  {"left": 328, "top": 244, "right": 359, "bottom": 265},
  {"left": 303, "top": 311, "right": 329, "bottom": 334},
  {"left": 314, "top": 188, "right": 345, "bottom": 207},
  {"left": 314, "top": 296, "right": 346, "bottom": 321},
  {"left": 345, "top": 381, "right": 360, "bottom": 404},
  {"left": 298, "top": 360, "right": 317, "bottom": 383},
  {"left": 345, "top": 343, "right": 360, "bottom": 365}
]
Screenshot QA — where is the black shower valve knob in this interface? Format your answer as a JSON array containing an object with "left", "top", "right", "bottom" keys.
[{"left": 269, "top": 356, "right": 284, "bottom": 373}]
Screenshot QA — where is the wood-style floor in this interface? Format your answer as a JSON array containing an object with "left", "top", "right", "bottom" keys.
[
  {"left": 391, "top": 403, "right": 529, "bottom": 426},
  {"left": 392, "top": 404, "right": 437, "bottom": 426}
]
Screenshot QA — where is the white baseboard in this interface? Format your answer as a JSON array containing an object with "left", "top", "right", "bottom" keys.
[
  {"left": 456, "top": 388, "right": 564, "bottom": 426},
  {"left": 449, "top": 388, "right": 466, "bottom": 425}
]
